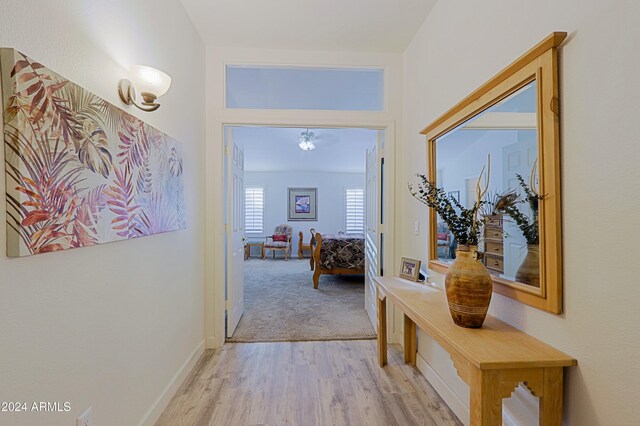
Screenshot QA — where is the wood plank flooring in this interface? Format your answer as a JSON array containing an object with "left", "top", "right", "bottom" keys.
[{"left": 156, "top": 340, "right": 461, "bottom": 426}]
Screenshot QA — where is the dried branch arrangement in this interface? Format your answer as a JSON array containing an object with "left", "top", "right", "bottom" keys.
[
  {"left": 495, "top": 161, "right": 543, "bottom": 245},
  {"left": 409, "top": 157, "right": 491, "bottom": 247}
]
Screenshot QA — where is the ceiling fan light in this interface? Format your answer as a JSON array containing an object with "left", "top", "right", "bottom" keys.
[{"left": 298, "top": 140, "right": 316, "bottom": 151}]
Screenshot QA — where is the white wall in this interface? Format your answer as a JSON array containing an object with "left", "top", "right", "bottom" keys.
[
  {"left": 0, "top": 1, "right": 206, "bottom": 425},
  {"left": 401, "top": 0, "right": 640, "bottom": 425},
  {"left": 245, "top": 171, "right": 365, "bottom": 254}
]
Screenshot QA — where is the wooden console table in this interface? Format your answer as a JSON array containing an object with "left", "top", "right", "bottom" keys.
[{"left": 375, "top": 276, "right": 576, "bottom": 426}]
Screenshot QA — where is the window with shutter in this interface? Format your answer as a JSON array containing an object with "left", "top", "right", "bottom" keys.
[
  {"left": 345, "top": 188, "right": 365, "bottom": 234},
  {"left": 245, "top": 187, "right": 264, "bottom": 233}
]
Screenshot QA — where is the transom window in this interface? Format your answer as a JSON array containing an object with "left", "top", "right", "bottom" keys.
[{"left": 226, "top": 66, "right": 384, "bottom": 111}]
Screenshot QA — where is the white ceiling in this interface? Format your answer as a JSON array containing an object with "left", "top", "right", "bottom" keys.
[
  {"left": 180, "top": 0, "right": 436, "bottom": 52},
  {"left": 231, "top": 126, "right": 378, "bottom": 173}
]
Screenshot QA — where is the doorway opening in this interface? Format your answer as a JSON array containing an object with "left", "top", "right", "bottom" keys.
[{"left": 224, "top": 125, "right": 383, "bottom": 342}]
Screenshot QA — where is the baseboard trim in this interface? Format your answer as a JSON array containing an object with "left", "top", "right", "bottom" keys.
[
  {"left": 416, "top": 352, "right": 470, "bottom": 426},
  {"left": 139, "top": 339, "right": 205, "bottom": 426}
]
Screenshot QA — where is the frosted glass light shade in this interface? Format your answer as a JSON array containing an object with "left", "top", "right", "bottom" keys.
[
  {"left": 130, "top": 65, "right": 172, "bottom": 97},
  {"left": 298, "top": 141, "right": 316, "bottom": 151}
]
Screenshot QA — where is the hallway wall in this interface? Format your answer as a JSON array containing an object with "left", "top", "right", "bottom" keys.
[
  {"left": 401, "top": 0, "right": 640, "bottom": 424},
  {"left": 0, "top": 1, "right": 206, "bottom": 425}
]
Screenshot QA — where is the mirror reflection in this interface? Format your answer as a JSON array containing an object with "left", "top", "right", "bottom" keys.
[{"left": 436, "top": 81, "right": 541, "bottom": 287}]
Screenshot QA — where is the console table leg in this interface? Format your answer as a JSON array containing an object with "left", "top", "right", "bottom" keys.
[
  {"left": 470, "top": 368, "right": 502, "bottom": 426},
  {"left": 403, "top": 314, "right": 416, "bottom": 365},
  {"left": 539, "top": 367, "right": 563, "bottom": 425},
  {"left": 377, "top": 294, "right": 387, "bottom": 367}
]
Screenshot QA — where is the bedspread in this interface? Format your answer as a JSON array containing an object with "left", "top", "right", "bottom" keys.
[{"left": 318, "top": 234, "right": 365, "bottom": 270}]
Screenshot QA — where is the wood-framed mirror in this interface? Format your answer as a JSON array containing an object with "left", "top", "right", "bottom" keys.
[{"left": 421, "top": 32, "right": 566, "bottom": 314}]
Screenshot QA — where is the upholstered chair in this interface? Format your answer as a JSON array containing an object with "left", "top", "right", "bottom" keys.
[{"left": 263, "top": 224, "right": 293, "bottom": 260}]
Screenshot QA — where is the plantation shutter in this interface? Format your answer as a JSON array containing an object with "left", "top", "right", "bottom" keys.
[
  {"left": 245, "top": 187, "right": 264, "bottom": 233},
  {"left": 345, "top": 188, "right": 365, "bottom": 234}
]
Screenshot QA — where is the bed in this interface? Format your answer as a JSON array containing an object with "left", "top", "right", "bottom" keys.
[{"left": 311, "top": 232, "right": 365, "bottom": 289}]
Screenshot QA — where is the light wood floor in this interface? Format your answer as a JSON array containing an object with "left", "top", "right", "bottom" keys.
[{"left": 156, "top": 340, "right": 461, "bottom": 426}]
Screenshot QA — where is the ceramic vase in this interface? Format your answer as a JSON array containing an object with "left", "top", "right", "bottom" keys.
[
  {"left": 516, "top": 244, "right": 540, "bottom": 287},
  {"left": 444, "top": 245, "right": 493, "bottom": 328}
]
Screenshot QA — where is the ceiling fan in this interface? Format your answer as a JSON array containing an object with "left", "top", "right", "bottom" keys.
[
  {"left": 298, "top": 129, "right": 316, "bottom": 151},
  {"left": 298, "top": 129, "right": 340, "bottom": 151}
]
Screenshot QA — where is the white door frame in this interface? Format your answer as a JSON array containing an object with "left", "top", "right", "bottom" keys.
[{"left": 205, "top": 113, "right": 397, "bottom": 349}]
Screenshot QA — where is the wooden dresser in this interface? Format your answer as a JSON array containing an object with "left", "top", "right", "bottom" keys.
[
  {"left": 375, "top": 276, "right": 576, "bottom": 425},
  {"left": 483, "top": 214, "right": 504, "bottom": 274}
]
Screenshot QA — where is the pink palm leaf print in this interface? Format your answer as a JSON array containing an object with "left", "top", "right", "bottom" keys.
[{"left": 105, "top": 164, "right": 141, "bottom": 238}]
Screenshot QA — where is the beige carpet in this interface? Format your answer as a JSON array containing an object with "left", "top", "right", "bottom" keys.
[{"left": 226, "top": 258, "right": 376, "bottom": 342}]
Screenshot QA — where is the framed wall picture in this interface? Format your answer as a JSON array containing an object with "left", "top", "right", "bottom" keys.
[
  {"left": 0, "top": 49, "right": 185, "bottom": 257},
  {"left": 400, "top": 257, "right": 421, "bottom": 281},
  {"left": 288, "top": 188, "right": 317, "bottom": 221}
]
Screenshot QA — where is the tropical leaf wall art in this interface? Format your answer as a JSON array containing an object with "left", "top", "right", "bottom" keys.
[{"left": 0, "top": 49, "right": 186, "bottom": 257}]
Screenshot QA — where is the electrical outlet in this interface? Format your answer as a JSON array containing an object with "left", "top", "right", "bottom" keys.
[
  {"left": 77, "top": 406, "right": 93, "bottom": 426},
  {"left": 413, "top": 220, "right": 420, "bottom": 236}
]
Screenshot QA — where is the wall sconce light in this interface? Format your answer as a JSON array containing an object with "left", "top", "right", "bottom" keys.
[{"left": 118, "top": 65, "right": 172, "bottom": 112}]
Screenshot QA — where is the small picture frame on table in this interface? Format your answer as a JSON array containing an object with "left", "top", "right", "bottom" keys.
[{"left": 400, "top": 257, "right": 422, "bottom": 282}]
